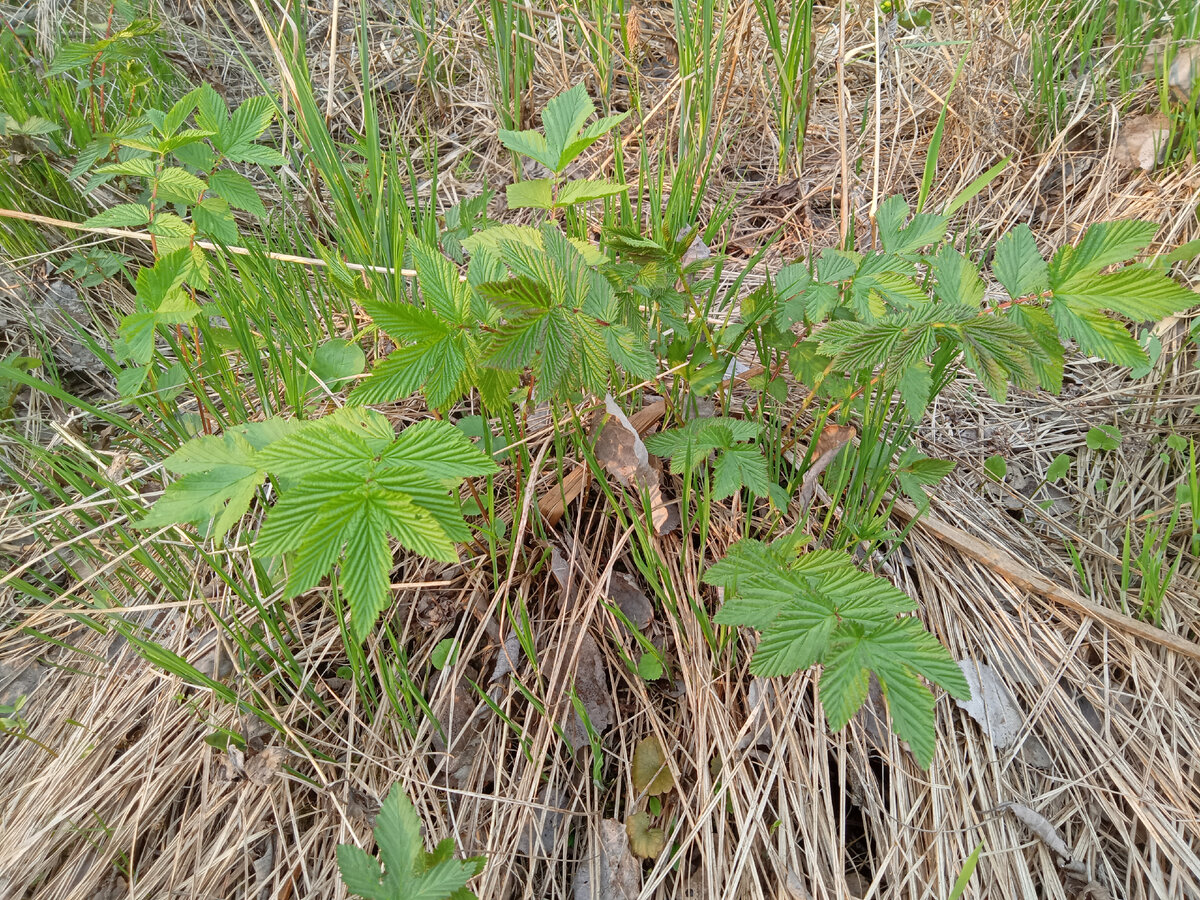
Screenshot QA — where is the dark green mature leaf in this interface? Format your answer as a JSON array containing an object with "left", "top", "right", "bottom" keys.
[
  {"left": 337, "top": 782, "right": 485, "bottom": 900},
  {"left": 704, "top": 540, "right": 961, "bottom": 768}
]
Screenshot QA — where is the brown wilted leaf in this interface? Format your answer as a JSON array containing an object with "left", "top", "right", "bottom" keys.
[
  {"left": 1112, "top": 114, "right": 1171, "bottom": 172},
  {"left": 631, "top": 735, "right": 675, "bottom": 797},
  {"left": 243, "top": 745, "right": 288, "bottom": 786},
  {"left": 595, "top": 394, "right": 674, "bottom": 534},
  {"left": 432, "top": 682, "right": 490, "bottom": 788},
  {"left": 572, "top": 819, "right": 640, "bottom": 900},
  {"left": 624, "top": 811, "right": 666, "bottom": 859},
  {"left": 562, "top": 632, "right": 615, "bottom": 751},
  {"left": 798, "top": 423, "right": 857, "bottom": 510},
  {"left": 607, "top": 571, "right": 653, "bottom": 631}
]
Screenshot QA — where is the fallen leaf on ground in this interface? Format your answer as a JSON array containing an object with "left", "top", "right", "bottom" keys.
[
  {"left": 607, "top": 571, "right": 653, "bottom": 631},
  {"left": 1112, "top": 114, "right": 1171, "bottom": 172},
  {"left": 625, "top": 810, "right": 666, "bottom": 858},
  {"left": 490, "top": 631, "right": 525, "bottom": 682},
  {"left": 595, "top": 394, "right": 674, "bottom": 534},
  {"left": 243, "top": 745, "right": 288, "bottom": 785},
  {"left": 562, "top": 632, "right": 615, "bottom": 751},
  {"left": 432, "top": 682, "right": 491, "bottom": 788},
  {"left": 631, "top": 734, "right": 675, "bottom": 796},
  {"left": 1001, "top": 802, "right": 1088, "bottom": 877},
  {"left": 956, "top": 660, "right": 1052, "bottom": 767},
  {"left": 517, "top": 784, "right": 567, "bottom": 857},
  {"left": 572, "top": 819, "right": 641, "bottom": 900}
]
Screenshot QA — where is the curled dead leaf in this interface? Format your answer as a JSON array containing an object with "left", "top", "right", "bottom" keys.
[
  {"left": 797, "top": 423, "right": 856, "bottom": 510},
  {"left": 595, "top": 395, "right": 675, "bottom": 534}
]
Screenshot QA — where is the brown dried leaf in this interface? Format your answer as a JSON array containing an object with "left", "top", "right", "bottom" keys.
[
  {"left": 624, "top": 811, "right": 666, "bottom": 859},
  {"left": 956, "top": 660, "right": 1052, "bottom": 768},
  {"left": 595, "top": 395, "right": 674, "bottom": 534},
  {"left": 243, "top": 745, "right": 288, "bottom": 786},
  {"left": 1112, "top": 114, "right": 1171, "bottom": 172},
  {"left": 563, "top": 633, "right": 615, "bottom": 751},
  {"left": 432, "top": 682, "right": 490, "bottom": 788},
  {"left": 798, "top": 423, "right": 857, "bottom": 509},
  {"left": 517, "top": 784, "right": 566, "bottom": 857},
  {"left": 572, "top": 819, "right": 641, "bottom": 900},
  {"left": 607, "top": 571, "right": 653, "bottom": 631},
  {"left": 631, "top": 734, "right": 675, "bottom": 797}
]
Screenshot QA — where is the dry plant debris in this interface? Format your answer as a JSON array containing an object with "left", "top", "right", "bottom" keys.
[{"left": 2, "top": 1, "right": 1200, "bottom": 899}]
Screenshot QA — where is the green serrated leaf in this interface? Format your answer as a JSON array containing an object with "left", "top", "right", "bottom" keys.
[
  {"left": 83, "top": 203, "right": 151, "bottom": 229},
  {"left": 993, "top": 224, "right": 1048, "bottom": 299},
  {"left": 555, "top": 179, "right": 629, "bottom": 206},
  {"left": 208, "top": 169, "right": 267, "bottom": 218},
  {"left": 337, "top": 783, "right": 483, "bottom": 900},
  {"left": 505, "top": 178, "right": 554, "bottom": 210}
]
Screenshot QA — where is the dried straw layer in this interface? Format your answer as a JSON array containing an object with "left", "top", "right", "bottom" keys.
[{"left": 3, "top": 0, "right": 1200, "bottom": 898}]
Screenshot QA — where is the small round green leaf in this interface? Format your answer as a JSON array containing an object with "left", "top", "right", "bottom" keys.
[
  {"left": 636, "top": 653, "right": 663, "bottom": 682},
  {"left": 1044, "top": 453, "right": 1071, "bottom": 482},
  {"left": 983, "top": 454, "right": 1007, "bottom": 481},
  {"left": 431, "top": 638, "right": 459, "bottom": 670},
  {"left": 1086, "top": 426, "right": 1123, "bottom": 452}
]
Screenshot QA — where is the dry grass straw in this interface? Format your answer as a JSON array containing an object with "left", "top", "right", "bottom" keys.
[{"left": 3, "top": 0, "right": 1200, "bottom": 898}]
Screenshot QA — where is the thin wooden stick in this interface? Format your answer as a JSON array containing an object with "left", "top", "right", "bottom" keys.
[
  {"left": 892, "top": 497, "right": 1200, "bottom": 665},
  {"left": 0, "top": 207, "right": 418, "bottom": 277}
]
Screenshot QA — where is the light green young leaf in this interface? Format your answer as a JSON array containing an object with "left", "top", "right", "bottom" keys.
[
  {"left": 337, "top": 782, "right": 485, "bottom": 900},
  {"left": 1051, "top": 266, "right": 1199, "bottom": 321},
  {"left": 1049, "top": 220, "right": 1157, "bottom": 285},
  {"left": 218, "top": 96, "right": 275, "bottom": 154},
  {"left": 1048, "top": 303, "right": 1147, "bottom": 369},
  {"left": 193, "top": 196, "right": 238, "bottom": 243},
  {"left": 505, "top": 178, "right": 553, "bottom": 210},
  {"left": 541, "top": 82, "right": 594, "bottom": 163},
  {"left": 993, "top": 224, "right": 1048, "bottom": 299},
  {"left": 555, "top": 179, "right": 629, "bottom": 206},
  {"left": 496, "top": 129, "right": 557, "bottom": 171},
  {"left": 155, "top": 166, "right": 207, "bottom": 204},
  {"left": 83, "top": 203, "right": 151, "bottom": 229}
]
